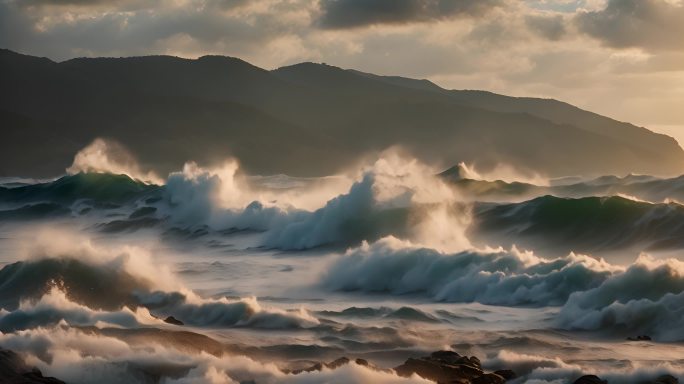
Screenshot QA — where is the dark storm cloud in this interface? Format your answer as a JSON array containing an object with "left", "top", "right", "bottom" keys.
[
  {"left": 576, "top": 0, "right": 684, "bottom": 51},
  {"left": 17, "top": 0, "right": 121, "bottom": 4},
  {"left": 14, "top": 0, "right": 246, "bottom": 8},
  {"left": 12, "top": 0, "right": 156, "bottom": 10},
  {"left": 19, "top": 0, "right": 109, "bottom": 4},
  {"left": 525, "top": 14, "right": 565, "bottom": 41},
  {"left": 0, "top": 0, "right": 297, "bottom": 60},
  {"left": 317, "top": 0, "right": 501, "bottom": 29}
]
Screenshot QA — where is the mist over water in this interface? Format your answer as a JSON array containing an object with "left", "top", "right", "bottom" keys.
[{"left": 2, "top": 139, "right": 684, "bottom": 383}]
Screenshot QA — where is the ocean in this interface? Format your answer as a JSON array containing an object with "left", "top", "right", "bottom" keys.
[{"left": 1, "top": 147, "right": 683, "bottom": 383}]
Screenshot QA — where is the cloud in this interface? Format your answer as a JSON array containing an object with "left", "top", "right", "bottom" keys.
[
  {"left": 316, "top": 0, "right": 501, "bottom": 29},
  {"left": 13, "top": 0, "right": 245, "bottom": 11},
  {"left": 0, "top": 0, "right": 311, "bottom": 60},
  {"left": 525, "top": 13, "right": 566, "bottom": 40},
  {"left": 575, "top": 0, "right": 684, "bottom": 51},
  {"left": 1, "top": 0, "right": 684, "bottom": 134}
]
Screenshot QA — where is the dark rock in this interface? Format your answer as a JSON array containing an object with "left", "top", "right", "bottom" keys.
[
  {"left": 573, "top": 375, "right": 608, "bottom": 384},
  {"left": 430, "top": 350, "right": 462, "bottom": 364},
  {"left": 21, "top": 369, "right": 68, "bottom": 384},
  {"left": 0, "top": 348, "right": 65, "bottom": 384},
  {"left": 494, "top": 369, "right": 517, "bottom": 380},
  {"left": 394, "top": 357, "right": 484, "bottom": 383},
  {"left": 468, "top": 356, "right": 482, "bottom": 369},
  {"left": 627, "top": 335, "right": 652, "bottom": 341},
  {"left": 355, "top": 358, "right": 369, "bottom": 366},
  {"left": 291, "top": 362, "right": 323, "bottom": 375},
  {"left": 649, "top": 374, "right": 679, "bottom": 384},
  {"left": 472, "top": 373, "right": 506, "bottom": 384},
  {"left": 305, "top": 362, "right": 323, "bottom": 372},
  {"left": 290, "top": 351, "right": 514, "bottom": 383},
  {"left": 326, "top": 357, "right": 350, "bottom": 369},
  {"left": 350, "top": 358, "right": 392, "bottom": 374},
  {"left": 164, "top": 316, "right": 184, "bottom": 326},
  {"left": 290, "top": 356, "right": 393, "bottom": 376},
  {"left": 428, "top": 350, "right": 482, "bottom": 370}
]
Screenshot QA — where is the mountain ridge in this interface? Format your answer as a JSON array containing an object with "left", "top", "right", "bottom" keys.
[{"left": 1, "top": 48, "right": 682, "bottom": 178}]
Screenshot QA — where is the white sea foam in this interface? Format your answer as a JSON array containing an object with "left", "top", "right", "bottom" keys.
[{"left": 67, "top": 138, "right": 163, "bottom": 184}]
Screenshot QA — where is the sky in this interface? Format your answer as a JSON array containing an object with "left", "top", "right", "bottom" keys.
[{"left": 1, "top": 0, "right": 683, "bottom": 144}]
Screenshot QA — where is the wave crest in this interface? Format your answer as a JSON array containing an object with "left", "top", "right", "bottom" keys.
[
  {"left": 67, "top": 138, "right": 162, "bottom": 184},
  {"left": 321, "top": 237, "right": 615, "bottom": 306},
  {"left": 0, "top": 231, "right": 319, "bottom": 331}
]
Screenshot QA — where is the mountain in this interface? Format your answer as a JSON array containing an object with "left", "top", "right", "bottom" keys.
[{"left": 1, "top": 48, "right": 682, "bottom": 177}]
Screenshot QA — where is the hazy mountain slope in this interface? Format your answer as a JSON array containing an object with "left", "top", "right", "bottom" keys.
[
  {"left": 354, "top": 70, "right": 682, "bottom": 168},
  {"left": 347, "top": 69, "right": 446, "bottom": 93},
  {"left": 271, "top": 63, "right": 681, "bottom": 175},
  {"left": 0, "top": 50, "right": 343, "bottom": 176},
  {"left": 0, "top": 109, "right": 85, "bottom": 177},
  {"left": 357, "top": 70, "right": 678, "bottom": 152},
  {"left": 1, "top": 48, "right": 682, "bottom": 177},
  {"left": 444, "top": 90, "right": 678, "bottom": 156},
  {"left": 330, "top": 101, "right": 656, "bottom": 175}
]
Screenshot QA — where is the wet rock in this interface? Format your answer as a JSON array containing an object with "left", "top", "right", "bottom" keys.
[
  {"left": 394, "top": 350, "right": 491, "bottom": 384},
  {"left": 326, "top": 357, "right": 350, "bottom": 369},
  {"left": 0, "top": 348, "right": 65, "bottom": 384},
  {"left": 649, "top": 374, "right": 679, "bottom": 384},
  {"left": 429, "top": 350, "right": 481, "bottom": 369},
  {"left": 355, "top": 358, "right": 369, "bottom": 366},
  {"left": 395, "top": 357, "right": 476, "bottom": 383},
  {"left": 297, "top": 362, "right": 323, "bottom": 374},
  {"left": 627, "top": 335, "right": 652, "bottom": 341},
  {"left": 494, "top": 370, "right": 517, "bottom": 380},
  {"left": 468, "top": 356, "right": 482, "bottom": 368},
  {"left": 291, "top": 358, "right": 348, "bottom": 375},
  {"left": 430, "top": 351, "right": 463, "bottom": 365},
  {"left": 392, "top": 350, "right": 521, "bottom": 383},
  {"left": 288, "top": 355, "right": 396, "bottom": 376},
  {"left": 573, "top": 375, "right": 607, "bottom": 384},
  {"left": 164, "top": 316, "right": 184, "bottom": 326},
  {"left": 290, "top": 351, "right": 515, "bottom": 383},
  {"left": 472, "top": 373, "right": 505, "bottom": 384}
]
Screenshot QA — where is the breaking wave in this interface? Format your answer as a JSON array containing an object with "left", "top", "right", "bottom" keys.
[
  {"left": 67, "top": 138, "right": 163, "bottom": 184},
  {"left": 4, "top": 140, "right": 684, "bottom": 382},
  {"left": 556, "top": 256, "right": 684, "bottom": 341},
  {"left": 0, "top": 172, "right": 158, "bottom": 206},
  {"left": 445, "top": 167, "right": 684, "bottom": 204},
  {"left": 1, "top": 152, "right": 465, "bottom": 251},
  {"left": 162, "top": 154, "right": 471, "bottom": 251},
  {"left": 322, "top": 236, "right": 684, "bottom": 341},
  {"left": 0, "top": 325, "right": 431, "bottom": 384},
  {"left": 7, "top": 168, "right": 684, "bottom": 256},
  {"left": 0, "top": 231, "right": 319, "bottom": 331},
  {"left": 484, "top": 350, "right": 683, "bottom": 383},
  {"left": 321, "top": 236, "right": 615, "bottom": 307},
  {"left": 473, "top": 195, "right": 684, "bottom": 252},
  {"left": 9, "top": 138, "right": 684, "bottom": 255}
]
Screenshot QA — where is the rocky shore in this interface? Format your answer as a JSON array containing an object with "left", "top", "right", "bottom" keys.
[
  {"left": 291, "top": 350, "right": 681, "bottom": 384},
  {"left": 0, "top": 348, "right": 65, "bottom": 384},
  {"left": 1, "top": 346, "right": 681, "bottom": 384}
]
